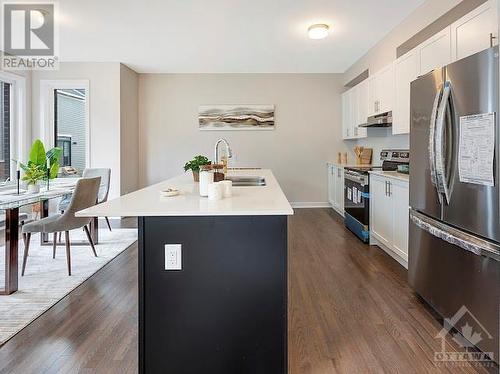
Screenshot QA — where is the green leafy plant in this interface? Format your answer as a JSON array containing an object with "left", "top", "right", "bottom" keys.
[
  {"left": 18, "top": 139, "right": 62, "bottom": 185},
  {"left": 183, "top": 155, "right": 211, "bottom": 173},
  {"left": 21, "top": 163, "right": 46, "bottom": 186}
]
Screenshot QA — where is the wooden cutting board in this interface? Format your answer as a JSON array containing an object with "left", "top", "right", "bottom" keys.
[{"left": 360, "top": 148, "right": 372, "bottom": 165}]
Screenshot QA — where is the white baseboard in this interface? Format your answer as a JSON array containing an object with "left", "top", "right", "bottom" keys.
[
  {"left": 290, "top": 202, "right": 331, "bottom": 208},
  {"left": 370, "top": 235, "right": 408, "bottom": 269}
]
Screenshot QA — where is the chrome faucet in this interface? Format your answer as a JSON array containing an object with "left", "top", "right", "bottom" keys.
[{"left": 214, "top": 138, "right": 232, "bottom": 165}]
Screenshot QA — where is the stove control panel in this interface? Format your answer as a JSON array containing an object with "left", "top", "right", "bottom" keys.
[{"left": 380, "top": 149, "right": 410, "bottom": 163}]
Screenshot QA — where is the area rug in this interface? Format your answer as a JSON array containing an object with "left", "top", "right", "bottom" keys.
[{"left": 0, "top": 228, "right": 137, "bottom": 345}]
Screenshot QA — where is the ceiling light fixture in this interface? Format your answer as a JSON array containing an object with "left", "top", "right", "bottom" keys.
[{"left": 308, "top": 24, "right": 329, "bottom": 40}]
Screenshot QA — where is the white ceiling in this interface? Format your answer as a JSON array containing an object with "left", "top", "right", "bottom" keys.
[{"left": 57, "top": 0, "right": 425, "bottom": 73}]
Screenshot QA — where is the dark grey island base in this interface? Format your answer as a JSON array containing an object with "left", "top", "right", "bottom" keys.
[{"left": 138, "top": 215, "right": 288, "bottom": 374}]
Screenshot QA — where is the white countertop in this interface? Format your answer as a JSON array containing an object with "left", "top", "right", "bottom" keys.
[
  {"left": 369, "top": 170, "right": 409, "bottom": 183},
  {"left": 77, "top": 169, "right": 294, "bottom": 217}
]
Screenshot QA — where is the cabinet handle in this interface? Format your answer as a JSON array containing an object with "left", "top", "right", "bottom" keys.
[
  {"left": 338, "top": 169, "right": 341, "bottom": 178},
  {"left": 388, "top": 181, "right": 392, "bottom": 197},
  {"left": 490, "top": 33, "right": 497, "bottom": 47}
]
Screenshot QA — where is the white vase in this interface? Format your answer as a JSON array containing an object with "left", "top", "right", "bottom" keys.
[{"left": 27, "top": 183, "right": 40, "bottom": 194}]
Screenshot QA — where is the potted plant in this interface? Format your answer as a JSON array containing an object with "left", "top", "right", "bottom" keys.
[
  {"left": 184, "top": 155, "right": 211, "bottom": 182},
  {"left": 19, "top": 139, "right": 62, "bottom": 193}
]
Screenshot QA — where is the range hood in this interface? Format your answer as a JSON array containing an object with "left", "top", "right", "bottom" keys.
[{"left": 359, "top": 111, "right": 392, "bottom": 127}]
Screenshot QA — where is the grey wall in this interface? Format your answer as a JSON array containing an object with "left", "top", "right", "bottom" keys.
[
  {"left": 120, "top": 64, "right": 139, "bottom": 195},
  {"left": 138, "top": 73, "right": 351, "bottom": 205}
]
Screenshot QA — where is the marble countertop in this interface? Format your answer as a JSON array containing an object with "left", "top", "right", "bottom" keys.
[
  {"left": 77, "top": 169, "right": 294, "bottom": 217},
  {"left": 369, "top": 170, "right": 409, "bottom": 183}
]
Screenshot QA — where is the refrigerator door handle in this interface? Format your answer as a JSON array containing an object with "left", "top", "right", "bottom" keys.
[
  {"left": 410, "top": 209, "right": 500, "bottom": 261},
  {"left": 428, "top": 84, "right": 443, "bottom": 203},
  {"left": 435, "top": 82, "right": 452, "bottom": 204}
]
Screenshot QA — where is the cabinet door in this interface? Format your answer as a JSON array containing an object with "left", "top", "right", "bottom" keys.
[
  {"left": 370, "top": 176, "right": 392, "bottom": 247},
  {"left": 350, "top": 87, "right": 360, "bottom": 138},
  {"left": 368, "top": 75, "right": 378, "bottom": 117},
  {"left": 377, "top": 63, "right": 394, "bottom": 114},
  {"left": 356, "top": 80, "right": 368, "bottom": 138},
  {"left": 334, "top": 167, "right": 344, "bottom": 214},
  {"left": 393, "top": 50, "right": 418, "bottom": 135},
  {"left": 391, "top": 181, "right": 409, "bottom": 260},
  {"left": 342, "top": 91, "right": 352, "bottom": 139},
  {"left": 328, "top": 165, "right": 335, "bottom": 207},
  {"left": 451, "top": 0, "right": 498, "bottom": 61},
  {"left": 419, "top": 27, "right": 452, "bottom": 75}
]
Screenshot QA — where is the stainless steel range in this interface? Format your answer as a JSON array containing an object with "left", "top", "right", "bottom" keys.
[{"left": 344, "top": 150, "right": 409, "bottom": 243}]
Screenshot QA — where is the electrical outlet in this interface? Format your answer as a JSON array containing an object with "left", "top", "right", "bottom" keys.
[{"left": 165, "top": 244, "right": 182, "bottom": 270}]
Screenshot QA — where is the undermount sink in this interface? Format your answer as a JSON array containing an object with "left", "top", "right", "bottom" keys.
[{"left": 225, "top": 176, "right": 266, "bottom": 186}]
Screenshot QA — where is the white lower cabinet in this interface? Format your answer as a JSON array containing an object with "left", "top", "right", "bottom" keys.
[
  {"left": 327, "top": 164, "right": 344, "bottom": 217},
  {"left": 369, "top": 174, "right": 409, "bottom": 268}
]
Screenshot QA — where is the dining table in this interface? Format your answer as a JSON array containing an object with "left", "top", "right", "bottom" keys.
[{"left": 0, "top": 178, "right": 99, "bottom": 295}]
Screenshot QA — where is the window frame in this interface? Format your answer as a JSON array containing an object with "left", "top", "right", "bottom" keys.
[
  {"left": 0, "top": 71, "right": 28, "bottom": 179},
  {"left": 40, "top": 80, "right": 90, "bottom": 168}
]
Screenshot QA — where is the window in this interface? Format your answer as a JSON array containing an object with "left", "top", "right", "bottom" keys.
[
  {"left": 0, "top": 81, "right": 11, "bottom": 182},
  {"left": 54, "top": 88, "right": 87, "bottom": 171}
]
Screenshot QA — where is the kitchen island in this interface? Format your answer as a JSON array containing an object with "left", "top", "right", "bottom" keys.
[{"left": 77, "top": 169, "right": 293, "bottom": 374}]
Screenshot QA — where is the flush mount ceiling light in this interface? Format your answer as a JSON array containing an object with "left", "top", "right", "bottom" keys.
[{"left": 308, "top": 24, "right": 329, "bottom": 40}]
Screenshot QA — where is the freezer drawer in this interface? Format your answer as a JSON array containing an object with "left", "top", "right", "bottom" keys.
[{"left": 408, "top": 213, "right": 499, "bottom": 362}]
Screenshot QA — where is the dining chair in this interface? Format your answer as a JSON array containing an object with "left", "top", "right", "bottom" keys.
[
  {"left": 58, "top": 168, "right": 112, "bottom": 231},
  {"left": 21, "top": 177, "right": 101, "bottom": 276}
]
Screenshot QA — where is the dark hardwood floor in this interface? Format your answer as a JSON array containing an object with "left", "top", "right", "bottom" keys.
[{"left": 0, "top": 210, "right": 497, "bottom": 373}]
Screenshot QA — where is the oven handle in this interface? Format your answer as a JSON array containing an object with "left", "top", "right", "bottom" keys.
[{"left": 344, "top": 173, "right": 367, "bottom": 184}]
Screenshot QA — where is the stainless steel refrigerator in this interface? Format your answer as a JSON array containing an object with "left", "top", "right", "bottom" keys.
[{"left": 409, "top": 46, "right": 500, "bottom": 363}]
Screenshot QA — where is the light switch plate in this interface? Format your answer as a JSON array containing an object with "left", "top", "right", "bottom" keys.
[{"left": 165, "top": 244, "right": 182, "bottom": 270}]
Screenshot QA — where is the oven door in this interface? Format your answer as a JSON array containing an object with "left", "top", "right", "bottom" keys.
[{"left": 344, "top": 172, "right": 369, "bottom": 226}]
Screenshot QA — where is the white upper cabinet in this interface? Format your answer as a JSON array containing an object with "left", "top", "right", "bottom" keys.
[
  {"left": 451, "top": 0, "right": 498, "bottom": 61},
  {"left": 350, "top": 86, "right": 359, "bottom": 138},
  {"left": 368, "top": 63, "right": 394, "bottom": 116},
  {"left": 419, "top": 27, "right": 452, "bottom": 75},
  {"left": 342, "top": 86, "right": 367, "bottom": 140},
  {"left": 342, "top": 90, "right": 352, "bottom": 139},
  {"left": 356, "top": 80, "right": 368, "bottom": 138},
  {"left": 340, "top": 1, "right": 497, "bottom": 140},
  {"left": 393, "top": 49, "right": 419, "bottom": 135}
]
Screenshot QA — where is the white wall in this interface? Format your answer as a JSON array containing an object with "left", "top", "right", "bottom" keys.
[
  {"left": 31, "top": 62, "right": 122, "bottom": 198},
  {"left": 138, "top": 73, "right": 350, "bottom": 205},
  {"left": 120, "top": 64, "right": 139, "bottom": 195}
]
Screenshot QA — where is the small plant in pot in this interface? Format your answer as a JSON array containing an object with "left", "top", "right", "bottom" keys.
[
  {"left": 184, "top": 155, "right": 211, "bottom": 182},
  {"left": 19, "top": 139, "right": 62, "bottom": 193}
]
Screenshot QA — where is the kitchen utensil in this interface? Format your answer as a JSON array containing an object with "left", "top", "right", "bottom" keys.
[
  {"left": 354, "top": 146, "right": 364, "bottom": 165},
  {"left": 360, "top": 148, "right": 373, "bottom": 165}
]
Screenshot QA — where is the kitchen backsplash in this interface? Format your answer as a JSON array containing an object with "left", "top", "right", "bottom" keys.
[{"left": 355, "top": 129, "right": 409, "bottom": 165}]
